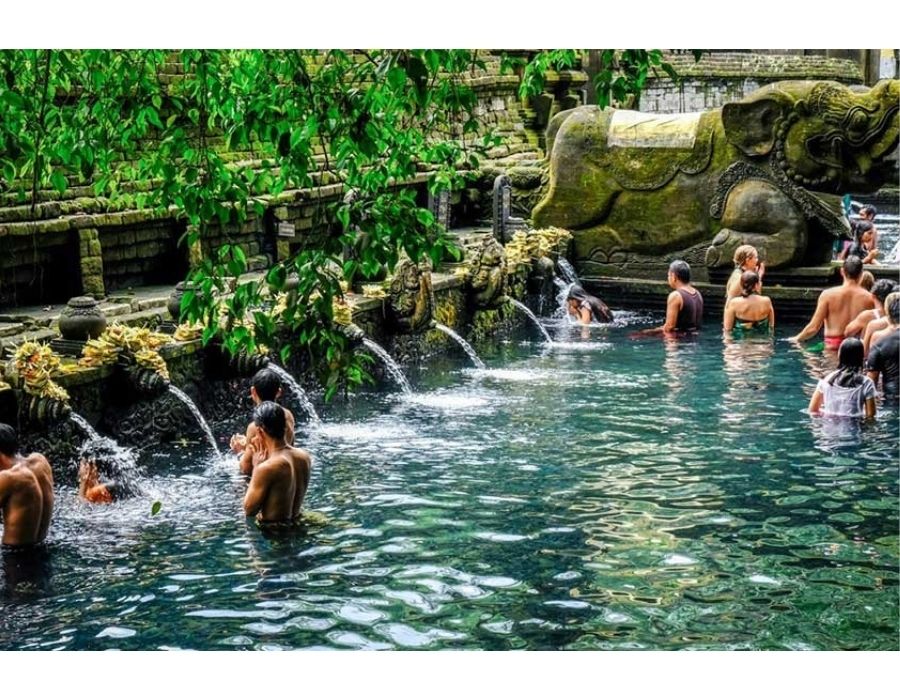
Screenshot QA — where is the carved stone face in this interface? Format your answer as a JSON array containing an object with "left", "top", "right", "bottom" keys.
[
  {"left": 723, "top": 80, "right": 900, "bottom": 193},
  {"left": 468, "top": 238, "right": 508, "bottom": 309},
  {"left": 388, "top": 258, "right": 435, "bottom": 334}
]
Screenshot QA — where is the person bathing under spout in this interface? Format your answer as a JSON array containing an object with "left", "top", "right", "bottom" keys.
[
  {"left": 790, "top": 256, "right": 874, "bottom": 350},
  {"left": 243, "top": 402, "right": 311, "bottom": 528},
  {"left": 566, "top": 285, "right": 614, "bottom": 324},
  {"left": 0, "top": 424, "right": 54, "bottom": 548},
  {"left": 230, "top": 367, "right": 296, "bottom": 476}
]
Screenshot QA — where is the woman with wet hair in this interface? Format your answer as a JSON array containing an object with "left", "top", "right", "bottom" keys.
[
  {"left": 723, "top": 270, "right": 775, "bottom": 337},
  {"left": 725, "top": 245, "right": 765, "bottom": 300},
  {"left": 566, "top": 285, "right": 613, "bottom": 324},
  {"left": 808, "top": 337, "right": 877, "bottom": 419}
]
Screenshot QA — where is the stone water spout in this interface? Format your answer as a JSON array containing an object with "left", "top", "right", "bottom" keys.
[
  {"left": 466, "top": 236, "right": 509, "bottom": 311},
  {"left": 386, "top": 256, "right": 435, "bottom": 334}
]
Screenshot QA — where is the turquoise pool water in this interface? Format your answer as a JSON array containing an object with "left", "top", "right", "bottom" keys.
[{"left": 1, "top": 314, "right": 897, "bottom": 650}]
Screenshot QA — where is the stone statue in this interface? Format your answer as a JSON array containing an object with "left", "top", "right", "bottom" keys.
[
  {"left": 467, "top": 237, "right": 508, "bottom": 309},
  {"left": 532, "top": 80, "right": 899, "bottom": 272},
  {"left": 387, "top": 256, "right": 435, "bottom": 334}
]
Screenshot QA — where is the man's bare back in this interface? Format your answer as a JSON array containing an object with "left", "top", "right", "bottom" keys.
[
  {"left": 819, "top": 285, "right": 875, "bottom": 337},
  {"left": 244, "top": 445, "right": 311, "bottom": 523},
  {"left": 791, "top": 258, "right": 874, "bottom": 344},
  {"left": 0, "top": 454, "right": 54, "bottom": 547}
]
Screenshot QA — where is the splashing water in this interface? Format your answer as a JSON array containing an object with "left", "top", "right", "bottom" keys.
[
  {"left": 362, "top": 338, "right": 413, "bottom": 394},
  {"left": 557, "top": 257, "right": 580, "bottom": 285},
  {"left": 167, "top": 386, "right": 221, "bottom": 457},
  {"left": 70, "top": 413, "right": 142, "bottom": 496},
  {"left": 509, "top": 299, "right": 554, "bottom": 344},
  {"left": 269, "top": 364, "right": 321, "bottom": 424},
  {"left": 553, "top": 278, "right": 576, "bottom": 319},
  {"left": 433, "top": 323, "right": 485, "bottom": 369}
]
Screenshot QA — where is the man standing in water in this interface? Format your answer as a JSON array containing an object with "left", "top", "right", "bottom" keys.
[
  {"left": 640, "top": 260, "right": 704, "bottom": 334},
  {"left": 229, "top": 367, "right": 296, "bottom": 476},
  {"left": 789, "top": 256, "right": 874, "bottom": 349},
  {"left": 0, "top": 424, "right": 54, "bottom": 547},
  {"left": 243, "top": 402, "right": 311, "bottom": 527}
]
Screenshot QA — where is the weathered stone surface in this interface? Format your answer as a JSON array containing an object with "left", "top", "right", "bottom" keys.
[{"left": 534, "top": 80, "right": 900, "bottom": 272}]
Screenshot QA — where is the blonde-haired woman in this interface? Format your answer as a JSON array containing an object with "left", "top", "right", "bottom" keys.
[{"left": 725, "top": 245, "right": 765, "bottom": 300}]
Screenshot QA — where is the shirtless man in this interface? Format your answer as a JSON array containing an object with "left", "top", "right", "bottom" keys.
[
  {"left": 844, "top": 279, "right": 897, "bottom": 339},
  {"left": 243, "top": 402, "right": 311, "bottom": 526},
  {"left": 789, "top": 256, "right": 875, "bottom": 349},
  {"left": 0, "top": 423, "right": 54, "bottom": 547},
  {"left": 229, "top": 367, "right": 296, "bottom": 476}
]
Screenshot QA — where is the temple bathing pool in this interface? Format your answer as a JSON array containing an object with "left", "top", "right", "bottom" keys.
[{"left": 1, "top": 313, "right": 897, "bottom": 650}]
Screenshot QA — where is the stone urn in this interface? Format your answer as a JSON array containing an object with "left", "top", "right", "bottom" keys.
[
  {"left": 167, "top": 282, "right": 193, "bottom": 323},
  {"left": 58, "top": 296, "right": 108, "bottom": 341}
]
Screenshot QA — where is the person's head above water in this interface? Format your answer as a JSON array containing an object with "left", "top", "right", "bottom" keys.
[
  {"left": 871, "top": 278, "right": 895, "bottom": 305},
  {"left": 885, "top": 291, "right": 900, "bottom": 325},
  {"left": 668, "top": 260, "right": 691, "bottom": 286},
  {"left": 837, "top": 337, "right": 865, "bottom": 371},
  {"left": 250, "top": 367, "right": 284, "bottom": 404},
  {"left": 0, "top": 423, "right": 18, "bottom": 463},
  {"left": 860, "top": 205, "right": 877, "bottom": 221},
  {"left": 740, "top": 270, "right": 761, "bottom": 296},
  {"left": 860, "top": 270, "right": 875, "bottom": 291},
  {"left": 253, "top": 401, "right": 287, "bottom": 443},
  {"left": 732, "top": 245, "right": 759, "bottom": 270},
  {"left": 842, "top": 255, "right": 863, "bottom": 281}
]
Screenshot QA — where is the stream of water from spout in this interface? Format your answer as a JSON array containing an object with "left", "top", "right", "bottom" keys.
[
  {"left": 362, "top": 338, "right": 413, "bottom": 394},
  {"left": 557, "top": 256, "right": 580, "bottom": 285},
  {"left": 509, "top": 299, "right": 554, "bottom": 344},
  {"left": 433, "top": 323, "right": 486, "bottom": 369},
  {"left": 269, "top": 364, "right": 321, "bottom": 424},
  {"left": 70, "top": 412, "right": 101, "bottom": 442},
  {"left": 167, "top": 386, "right": 221, "bottom": 457}
]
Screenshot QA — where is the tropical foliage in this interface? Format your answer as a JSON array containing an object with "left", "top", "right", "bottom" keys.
[{"left": 0, "top": 49, "right": 677, "bottom": 398}]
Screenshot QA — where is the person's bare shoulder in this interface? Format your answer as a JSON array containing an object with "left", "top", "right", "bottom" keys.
[{"left": 24, "top": 453, "right": 52, "bottom": 477}]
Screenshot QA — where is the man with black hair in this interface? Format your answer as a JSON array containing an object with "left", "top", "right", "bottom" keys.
[
  {"left": 845, "top": 279, "right": 898, "bottom": 339},
  {"left": 641, "top": 260, "right": 704, "bottom": 334},
  {"left": 790, "top": 256, "right": 875, "bottom": 349},
  {"left": 0, "top": 423, "right": 54, "bottom": 547},
  {"left": 229, "top": 367, "right": 296, "bottom": 476},
  {"left": 867, "top": 293, "right": 900, "bottom": 399},
  {"left": 243, "top": 402, "right": 311, "bottom": 526}
]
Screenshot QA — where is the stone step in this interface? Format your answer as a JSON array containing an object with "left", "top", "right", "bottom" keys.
[{"left": 0, "top": 323, "right": 25, "bottom": 339}]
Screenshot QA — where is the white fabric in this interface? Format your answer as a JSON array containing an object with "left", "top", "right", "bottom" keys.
[
  {"left": 607, "top": 110, "right": 702, "bottom": 149},
  {"left": 816, "top": 373, "right": 877, "bottom": 417}
]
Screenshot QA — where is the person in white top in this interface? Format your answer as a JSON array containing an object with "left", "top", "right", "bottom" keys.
[{"left": 808, "top": 337, "right": 877, "bottom": 419}]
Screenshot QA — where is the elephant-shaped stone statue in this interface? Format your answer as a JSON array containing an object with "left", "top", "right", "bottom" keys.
[
  {"left": 467, "top": 237, "right": 508, "bottom": 310},
  {"left": 532, "top": 80, "right": 899, "bottom": 273},
  {"left": 387, "top": 257, "right": 435, "bottom": 334}
]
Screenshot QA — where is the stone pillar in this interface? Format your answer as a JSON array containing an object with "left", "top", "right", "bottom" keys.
[
  {"left": 77, "top": 228, "right": 105, "bottom": 298},
  {"left": 427, "top": 189, "right": 451, "bottom": 231}
]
